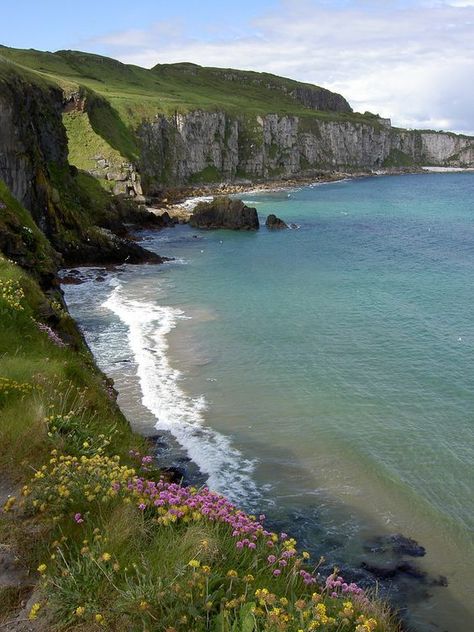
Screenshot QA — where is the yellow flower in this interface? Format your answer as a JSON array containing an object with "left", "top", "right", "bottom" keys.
[
  {"left": 188, "top": 559, "right": 200, "bottom": 568},
  {"left": 28, "top": 603, "right": 41, "bottom": 620},
  {"left": 100, "top": 552, "right": 111, "bottom": 562},
  {"left": 95, "top": 613, "right": 105, "bottom": 624},
  {"left": 37, "top": 564, "right": 47, "bottom": 574},
  {"left": 226, "top": 569, "right": 238, "bottom": 577},
  {"left": 75, "top": 606, "right": 85, "bottom": 617},
  {"left": 139, "top": 600, "right": 149, "bottom": 610}
]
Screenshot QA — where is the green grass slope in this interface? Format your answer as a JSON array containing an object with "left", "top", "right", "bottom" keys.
[{"left": 0, "top": 45, "right": 370, "bottom": 124}]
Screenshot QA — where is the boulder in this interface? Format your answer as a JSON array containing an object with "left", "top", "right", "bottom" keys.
[
  {"left": 265, "top": 213, "right": 288, "bottom": 229},
  {"left": 189, "top": 197, "right": 259, "bottom": 230}
]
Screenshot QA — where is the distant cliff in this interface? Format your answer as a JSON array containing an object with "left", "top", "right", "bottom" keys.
[
  {"left": 138, "top": 111, "right": 474, "bottom": 189},
  {"left": 1, "top": 45, "right": 473, "bottom": 204}
]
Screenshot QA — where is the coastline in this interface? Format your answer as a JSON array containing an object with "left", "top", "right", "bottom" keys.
[
  {"left": 147, "top": 167, "right": 425, "bottom": 222},
  {"left": 147, "top": 166, "right": 474, "bottom": 223}
]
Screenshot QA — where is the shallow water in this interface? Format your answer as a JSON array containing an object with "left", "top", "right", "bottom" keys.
[{"left": 63, "top": 173, "right": 474, "bottom": 631}]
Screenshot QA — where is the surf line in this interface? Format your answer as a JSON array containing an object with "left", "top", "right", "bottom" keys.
[{"left": 103, "top": 284, "right": 260, "bottom": 506}]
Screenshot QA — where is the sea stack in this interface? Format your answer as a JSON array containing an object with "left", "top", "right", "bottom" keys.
[{"left": 189, "top": 197, "right": 259, "bottom": 230}]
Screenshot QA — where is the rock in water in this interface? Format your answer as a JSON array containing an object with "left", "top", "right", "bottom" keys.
[
  {"left": 189, "top": 197, "right": 259, "bottom": 230},
  {"left": 265, "top": 214, "right": 288, "bottom": 229}
]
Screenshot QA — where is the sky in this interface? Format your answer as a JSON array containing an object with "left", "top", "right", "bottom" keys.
[{"left": 1, "top": 0, "right": 474, "bottom": 134}]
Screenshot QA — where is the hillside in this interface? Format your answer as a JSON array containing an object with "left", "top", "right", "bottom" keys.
[{"left": 2, "top": 44, "right": 473, "bottom": 197}]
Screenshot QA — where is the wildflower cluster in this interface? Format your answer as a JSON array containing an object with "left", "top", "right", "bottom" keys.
[
  {"left": 34, "top": 320, "right": 67, "bottom": 347},
  {"left": 25, "top": 451, "right": 136, "bottom": 518},
  {"left": 0, "top": 376, "right": 38, "bottom": 402},
  {"left": 45, "top": 411, "right": 112, "bottom": 456},
  {"left": 0, "top": 278, "right": 24, "bottom": 310}
]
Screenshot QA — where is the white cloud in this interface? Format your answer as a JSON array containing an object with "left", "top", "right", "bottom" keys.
[{"left": 87, "top": 0, "right": 474, "bottom": 134}]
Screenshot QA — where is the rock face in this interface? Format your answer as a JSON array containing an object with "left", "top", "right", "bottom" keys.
[
  {"left": 0, "top": 72, "right": 163, "bottom": 271},
  {"left": 265, "top": 214, "right": 288, "bottom": 229},
  {"left": 0, "top": 76, "right": 68, "bottom": 232},
  {"left": 138, "top": 111, "right": 474, "bottom": 187},
  {"left": 189, "top": 197, "right": 259, "bottom": 230}
]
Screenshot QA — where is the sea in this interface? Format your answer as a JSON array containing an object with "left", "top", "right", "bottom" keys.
[{"left": 62, "top": 173, "right": 474, "bottom": 632}]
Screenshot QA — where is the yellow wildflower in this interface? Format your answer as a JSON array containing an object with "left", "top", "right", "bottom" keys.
[
  {"left": 28, "top": 603, "right": 41, "bottom": 620},
  {"left": 188, "top": 559, "right": 200, "bottom": 568}
]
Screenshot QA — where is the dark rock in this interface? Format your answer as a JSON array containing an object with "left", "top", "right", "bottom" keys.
[
  {"left": 390, "top": 534, "right": 426, "bottom": 557},
  {"left": 59, "top": 274, "right": 84, "bottom": 285},
  {"left": 189, "top": 197, "right": 259, "bottom": 230},
  {"left": 361, "top": 561, "right": 399, "bottom": 580},
  {"left": 361, "top": 560, "right": 426, "bottom": 581},
  {"left": 265, "top": 214, "right": 288, "bottom": 229},
  {"left": 396, "top": 562, "right": 426, "bottom": 580}
]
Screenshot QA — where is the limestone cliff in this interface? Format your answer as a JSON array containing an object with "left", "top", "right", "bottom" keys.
[{"left": 137, "top": 112, "right": 474, "bottom": 187}]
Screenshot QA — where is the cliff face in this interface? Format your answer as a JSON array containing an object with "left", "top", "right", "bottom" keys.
[
  {"left": 0, "top": 74, "right": 68, "bottom": 234},
  {"left": 0, "top": 70, "right": 164, "bottom": 272},
  {"left": 138, "top": 111, "right": 474, "bottom": 187}
]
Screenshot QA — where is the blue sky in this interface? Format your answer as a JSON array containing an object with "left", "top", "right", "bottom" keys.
[{"left": 2, "top": 1, "right": 474, "bottom": 134}]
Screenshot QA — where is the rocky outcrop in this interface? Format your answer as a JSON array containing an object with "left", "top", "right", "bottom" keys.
[
  {"left": 189, "top": 197, "right": 259, "bottom": 230},
  {"left": 265, "top": 214, "right": 288, "bottom": 229},
  {"left": 138, "top": 111, "right": 474, "bottom": 188},
  {"left": 290, "top": 85, "right": 352, "bottom": 113},
  {"left": 89, "top": 155, "right": 145, "bottom": 202}
]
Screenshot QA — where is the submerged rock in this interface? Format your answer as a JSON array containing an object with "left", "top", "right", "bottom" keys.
[
  {"left": 189, "top": 197, "right": 259, "bottom": 230},
  {"left": 390, "top": 534, "right": 426, "bottom": 557},
  {"left": 361, "top": 560, "right": 426, "bottom": 581},
  {"left": 265, "top": 214, "right": 288, "bottom": 229}
]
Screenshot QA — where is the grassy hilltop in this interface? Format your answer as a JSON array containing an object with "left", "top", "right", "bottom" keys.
[{"left": 0, "top": 45, "right": 360, "bottom": 122}]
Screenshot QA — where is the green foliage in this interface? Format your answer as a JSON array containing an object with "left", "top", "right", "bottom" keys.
[
  {"left": 0, "top": 179, "right": 58, "bottom": 278},
  {"left": 189, "top": 166, "right": 222, "bottom": 183},
  {"left": 382, "top": 149, "right": 415, "bottom": 168}
]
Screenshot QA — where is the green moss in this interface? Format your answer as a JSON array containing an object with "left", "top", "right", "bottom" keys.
[
  {"left": 383, "top": 149, "right": 416, "bottom": 167},
  {"left": 188, "top": 165, "right": 221, "bottom": 183}
]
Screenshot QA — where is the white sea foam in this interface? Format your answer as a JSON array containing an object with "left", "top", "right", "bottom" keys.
[{"left": 103, "top": 285, "right": 259, "bottom": 505}]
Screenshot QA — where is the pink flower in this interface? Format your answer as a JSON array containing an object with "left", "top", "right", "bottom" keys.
[
  {"left": 138, "top": 503, "right": 146, "bottom": 511},
  {"left": 74, "top": 513, "right": 84, "bottom": 524},
  {"left": 267, "top": 555, "right": 277, "bottom": 564},
  {"left": 273, "top": 569, "right": 281, "bottom": 576}
]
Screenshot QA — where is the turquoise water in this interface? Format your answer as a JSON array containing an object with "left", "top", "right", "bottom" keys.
[{"left": 64, "top": 174, "right": 474, "bottom": 631}]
